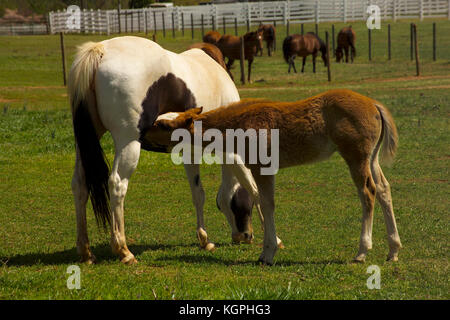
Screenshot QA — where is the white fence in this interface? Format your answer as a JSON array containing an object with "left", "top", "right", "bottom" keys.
[{"left": 47, "top": 0, "right": 450, "bottom": 35}]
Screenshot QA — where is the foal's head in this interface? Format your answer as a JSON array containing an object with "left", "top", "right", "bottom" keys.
[{"left": 245, "top": 31, "right": 263, "bottom": 53}]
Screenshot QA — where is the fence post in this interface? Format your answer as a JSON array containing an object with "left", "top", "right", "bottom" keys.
[
  {"left": 315, "top": 0, "right": 319, "bottom": 25},
  {"left": 393, "top": 0, "right": 397, "bottom": 22},
  {"left": 286, "top": 19, "right": 290, "bottom": 37},
  {"left": 315, "top": 24, "right": 318, "bottom": 36},
  {"left": 332, "top": 24, "right": 335, "bottom": 57},
  {"left": 145, "top": 10, "right": 148, "bottom": 35},
  {"left": 388, "top": 23, "right": 391, "bottom": 60},
  {"left": 48, "top": 12, "right": 53, "bottom": 34},
  {"left": 181, "top": 12, "right": 184, "bottom": 37},
  {"left": 117, "top": 3, "right": 121, "bottom": 34},
  {"left": 191, "top": 13, "right": 194, "bottom": 39},
  {"left": 153, "top": 11, "right": 157, "bottom": 35},
  {"left": 413, "top": 24, "right": 420, "bottom": 76},
  {"left": 106, "top": 11, "right": 110, "bottom": 35},
  {"left": 235, "top": 17, "right": 238, "bottom": 36},
  {"left": 301, "top": 23, "right": 304, "bottom": 35},
  {"left": 240, "top": 36, "right": 246, "bottom": 84},
  {"left": 247, "top": 2, "right": 251, "bottom": 31},
  {"left": 433, "top": 22, "right": 436, "bottom": 61},
  {"left": 138, "top": 10, "right": 141, "bottom": 33},
  {"left": 162, "top": 12, "right": 166, "bottom": 37},
  {"left": 448, "top": 0, "right": 450, "bottom": 20},
  {"left": 60, "top": 32, "right": 67, "bottom": 86},
  {"left": 410, "top": 23, "right": 414, "bottom": 60},
  {"left": 326, "top": 31, "right": 331, "bottom": 82},
  {"left": 368, "top": 28, "right": 372, "bottom": 61},
  {"left": 172, "top": 12, "right": 175, "bottom": 38},
  {"left": 212, "top": 14, "right": 215, "bottom": 31}
]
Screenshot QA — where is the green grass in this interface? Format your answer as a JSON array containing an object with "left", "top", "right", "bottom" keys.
[{"left": 0, "top": 19, "right": 449, "bottom": 300}]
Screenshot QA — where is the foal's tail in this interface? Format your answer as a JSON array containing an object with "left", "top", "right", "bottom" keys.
[
  {"left": 375, "top": 104, "right": 398, "bottom": 165},
  {"left": 68, "top": 42, "right": 111, "bottom": 229},
  {"left": 282, "top": 36, "right": 292, "bottom": 63}
]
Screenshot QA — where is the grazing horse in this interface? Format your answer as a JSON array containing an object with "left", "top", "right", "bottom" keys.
[
  {"left": 336, "top": 26, "right": 356, "bottom": 63},
  {"left": 283, "top": 32, "right": 328, "bottom": 73},
  {"left": 203, "top": 30, "right": 222, "bottom": 45},
  {"left": 142, "top": 89, "right": 402, "bottom": 265},
  {"left": 257, "top": 23, "right": 276, "bottom": 56},
  {"left": 188, "top": 42, "right": 233, "bottom": 80},
  {"left": 68, "top": 36, "right": 252, "bottom": 264},
  {"left": 216, "top": 31, "right": 263, "bottom": 83}
]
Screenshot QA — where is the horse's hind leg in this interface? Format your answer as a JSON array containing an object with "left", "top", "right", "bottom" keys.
[
  {"left": 72, "top": 150, "right": 95, "bottom": 264},
  {"left": 344, "top": 47, "right": 349, "bottom": 63},
  {"left": 345, "top": 158, "right": 376, "bottom": 263},
  {"left": 184, "top": 163, "right": 213, "bottom": 251},
  {"left": 109, "top": 139, "right": 140, "bottom": 265},
  {"left": 371, "top": 159, "right": 402, "bottom": 261}
]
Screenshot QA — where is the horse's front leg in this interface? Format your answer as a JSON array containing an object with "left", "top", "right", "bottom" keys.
[
  {"left": 247, "top": 58, "right": 253, "bottom": 83},
  {"left": 344, "top": 47, "right": 349, "bottom": 63},
  {"left": 313, "top": 54, "right": 317, "bottom": 73},
  {"left": 184, "top": 163, "right": 214, "bottom": 251},
  {"left": 109, "top": 139, "right": 140, "bottom": 265}
]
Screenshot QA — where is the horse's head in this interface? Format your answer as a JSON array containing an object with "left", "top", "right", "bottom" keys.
[
  {"left": 245, "top": 31, "right": 263, "bottom": 52},
  {"left": 139, "top": 107, "right": 203, "bottom": 152}
]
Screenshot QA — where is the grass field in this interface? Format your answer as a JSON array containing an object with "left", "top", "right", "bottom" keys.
[{"left": 0, "top": 19, "right": 449, "bottom": 300}]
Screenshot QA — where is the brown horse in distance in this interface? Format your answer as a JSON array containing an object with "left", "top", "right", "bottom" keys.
[
  {"left": 188, "top": 42, "right": 234, "bottom": 80},
  {"left": 336, "top": 26, "right": 356, "bottom": 63},
  {"left": 282, "top": 32, "right": 328, "bottom": 73},
  {"left": 257, "top": 23, "right": 276, "bottom": 56},
  {"left": 216, "top": 31, "right": 263, "bottom": 83},
  {"left": 203, "top": 31, "right": 222, "bottom": 45}
]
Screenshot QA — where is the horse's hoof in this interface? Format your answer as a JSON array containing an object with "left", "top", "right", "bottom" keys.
[
  {"left": 352, "top": 255, "right": 366, "bottom": 263},
  {"left": 204, "top": 242, "right": 216, "bottom": 252},
  {"left": 278, "top": 242, "right": 285, "bottom": 249},
  {"left": 80, "top": 256, "right": 96, "bottom": 265},
  {"left": 121, "top": 255, "right": 138, "bottom": 265},
  {"left": 258, "top": 257, "right": 273, "bottom": 266},
  {"left": 386, "top": 255, "right": 399, "bottom": 262}
]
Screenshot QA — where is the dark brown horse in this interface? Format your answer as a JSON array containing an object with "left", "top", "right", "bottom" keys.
[
  {"left": 282, "top": 32, "right": 328, "bottom": 73},
  {"left": 203, "top": 30, "right": 222, "bottom": 45},
  {"left": 216, "top": 31, "right": 263, "bottom": 83},
  {"left": 188, "top": 42, "right": 234, "bottom": 80},
  {"left": 336, "top": 26, "right": 356, "bottom": 63},
  {"left": 257, "top": 23, "right": 276, "bottom": 56}
]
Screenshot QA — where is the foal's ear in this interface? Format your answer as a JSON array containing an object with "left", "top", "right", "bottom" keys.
[{"left": 188, "top": 106, "right": 203, "bottom": 116}]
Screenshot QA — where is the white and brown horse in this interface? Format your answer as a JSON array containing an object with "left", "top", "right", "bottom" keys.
[
  {"left": 142, "top": 89, "right": 402, "bottom": 265},
  {"left": 68, "top": 36, "right": 253, "bottom": 264}
]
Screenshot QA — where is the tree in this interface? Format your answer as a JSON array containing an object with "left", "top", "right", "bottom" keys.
[{"left": 128, "top": 0, "right": 153, "bottom": 9}]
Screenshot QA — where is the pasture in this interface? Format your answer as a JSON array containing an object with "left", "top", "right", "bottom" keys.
[{"left": 0, "top": 19, "right": 449, "bottom": 299}]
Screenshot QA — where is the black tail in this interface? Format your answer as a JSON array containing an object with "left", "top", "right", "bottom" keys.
[
  {"left": 282, "top": 36, "right": 292, "bottom": 63},
  {"left": 73, "top": 100, "right": 111, "bottom": 229}
]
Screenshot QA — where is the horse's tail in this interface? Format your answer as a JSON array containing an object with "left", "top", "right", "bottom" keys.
[
  {"left": 282, "top": 36, "right": 292, "bottom": 63},
  {"left": 375, "top": 103, "right": 398, "bottom": 165},
  {"left": 68, "top": 41, "right": 111, "bottom": 229}
]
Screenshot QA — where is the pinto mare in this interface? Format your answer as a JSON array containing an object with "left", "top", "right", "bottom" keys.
[
  {"left": 283, "top": 32, "right": 328, "bottom": 73},
  {"left": 69, "top": 36, "right": 251, "bottom": 264},
  {"left": 336, "top": 26, "right": 356, "bottom": 63},
  {"left": 257, "top": 23, "right": 276, "bottom": 56},
  {"left": 216, "top": 31, "right": 263, "bottom": 83},
  {"left": 142, "top": 89, "right": 402, "bottom": 265},
  {"left": 188, "top": 42, "right": 234, "bottom": 80}
]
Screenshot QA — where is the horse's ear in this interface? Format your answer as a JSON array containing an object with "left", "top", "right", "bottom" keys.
[{"left": 191, "top": 107, "right": 203, "bottom": 115}]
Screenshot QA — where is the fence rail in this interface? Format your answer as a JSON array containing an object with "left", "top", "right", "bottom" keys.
[{"left": 3, "top": 0, "right": 449, "bottom": 35}]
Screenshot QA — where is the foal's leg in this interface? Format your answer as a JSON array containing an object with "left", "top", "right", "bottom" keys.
[
  {"left": 371, "top": 159, "right": 402, "bottom": 261},
  {"left": 253, "top": 173, "right": 278, "bottom": 265},
  {"left": 109, "top": 139, "right": 140, "bottom": 264},
  {"left": 347, "top": 160, "right": 377, "bottom": 263},
  {"left": 312, "top": 54, "right": 317, "bottom": 73},
  {"left": 184, "top": 163, "right": 213, "bottom": 251},
  {"left": 72, "top": 149, "right": 96, "bottom": 264}
]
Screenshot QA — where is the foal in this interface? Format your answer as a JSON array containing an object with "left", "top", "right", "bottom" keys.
[
  {"left": 336, "top": 26, "right": 356, "bottom": 63},
  {"left": 203, "top": 31, "right": 222, "bottom": 45},
  {"left": 142, "top": 89, "right": 402, "bottom": 265},
  {"left": 257, "top": 23, "right": 276, "bottom": 56},
  {"left": 283, "top": 32, "right": 328, "bottom": 73}
]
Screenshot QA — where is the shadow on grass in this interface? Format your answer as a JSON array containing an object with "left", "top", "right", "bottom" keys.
[
  {"left": 155, "top": 254, "right": 347, "bottom": 267},
  {"left": 1, "top": 242, "right": 347, "bottom": 267},
  {"left": 0, "top": 242, "right": 201, "bottom": 267}
]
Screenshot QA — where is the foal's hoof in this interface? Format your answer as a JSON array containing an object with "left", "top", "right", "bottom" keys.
[
  {"left": 121, "top": 255, "right": 138, "bottom": 265},
  {"left": 80, "top": 253, "right": 96, "bottom": 265},
  {"left": 386, "top": 255, "right": 399, "bottom": 262},
  {"left": 258, "top": 257, "right": 273, "bottom": 266},
  {"left": 352, "top": 254, "right": 366, "bottom": 263},
  {"left": 204, "top": 242, "right": 216, "bottom": 252}
]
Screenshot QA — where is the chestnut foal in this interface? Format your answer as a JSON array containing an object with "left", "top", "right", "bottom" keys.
[{"left": 142, "top": 89, "right": 402, "bottom": 265}]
